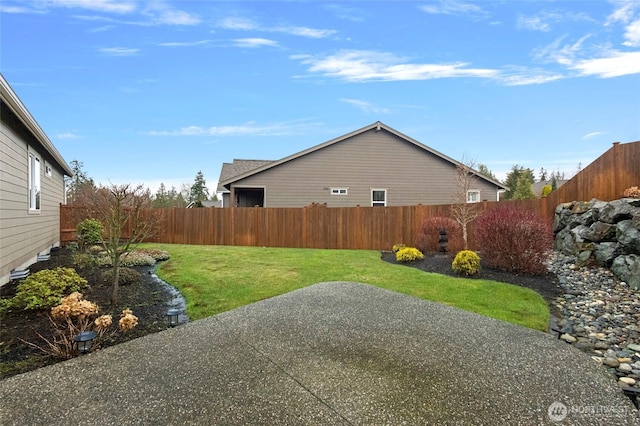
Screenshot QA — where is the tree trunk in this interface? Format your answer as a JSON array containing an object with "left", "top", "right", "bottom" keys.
[
  {"left": 462, "top": 224, "right": 469, "bottom": 250},
  {"left": 110, "top": 256, "right": 120, "bottom": 305}
]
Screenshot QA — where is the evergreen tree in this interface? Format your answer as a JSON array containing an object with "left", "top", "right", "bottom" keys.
[
  {"left": 189, "top": 171, "right": 210, "bottom": 205},
  {"left": 503, "top": 165, "right": 535, "bottom": 200},
  {"left": 512, "top": 174, "right": 536, "bottom": 199},
  {"left": 152, "top": 183, "right": 173, "bottom": 208},
  {"left": 477, "top": 164, "right": 497, "bottom": 181},
  {"left": 539, "top": 167, "right": 548, "bottom": 182},
  {"left": 65, "top": 160, "right": 95, "bottom": 204}
]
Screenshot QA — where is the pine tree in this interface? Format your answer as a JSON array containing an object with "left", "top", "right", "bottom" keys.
[
  {"left": 189, "top": 171, "right": 210, "bottom": 206},
  {"left": 503, "top": 165, "right": 535, "bottom": 200}
]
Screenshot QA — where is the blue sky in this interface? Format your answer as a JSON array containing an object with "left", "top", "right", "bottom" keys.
[{"left": 2, "top": 0, "right": 639, "bottom": 196}]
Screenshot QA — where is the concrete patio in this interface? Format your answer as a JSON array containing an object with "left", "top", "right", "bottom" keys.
[{"left": 0, "top": 282, "right": 637, "bottom": 425}]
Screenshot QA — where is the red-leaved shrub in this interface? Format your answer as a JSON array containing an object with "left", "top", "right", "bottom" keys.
[
  {"left": 414, "top": 216, "right": 463, "bottom": 255},
  {"left": 474, "top": 206, "right": 552, "bottom": 275}
]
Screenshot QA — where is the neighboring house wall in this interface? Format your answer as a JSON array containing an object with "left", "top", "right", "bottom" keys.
[
  {"left": 0, "top": 76, "right": 72, "bottom": 285},
  {"left": 229, "top": 127, "right": 502, "bottom": 207}
]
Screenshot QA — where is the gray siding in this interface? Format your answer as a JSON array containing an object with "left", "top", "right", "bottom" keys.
[
  {"left": 0, "top": 104, "right": 66, "bottom": 285},
  {"left": 231, "top": 128, "right": 501, "bottom": 207}
]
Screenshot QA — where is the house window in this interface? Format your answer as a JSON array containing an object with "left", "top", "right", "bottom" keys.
[
  {"left": 467, "top": 190, "right": 480, "bottom": 203},
  {"left": 331, "top": 188, "right": 348, "bottom": 195},
  {"left": 29, "top": 152, "right": 41, "bottom": 211},
  {"left": 371, "top": 189, "right": 386, "bottom": 206}
]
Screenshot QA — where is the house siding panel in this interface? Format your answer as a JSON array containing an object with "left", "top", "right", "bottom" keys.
[
  {"left": 1, "top": 96, "right": 67, "bottom": 285},
  {"left": 231, "top": 128, "right": 501, "bottom": 207}
]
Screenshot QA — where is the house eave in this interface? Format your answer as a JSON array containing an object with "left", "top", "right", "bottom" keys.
[{"left": 0, "top": 74, "right": 74, "bottom": 177}]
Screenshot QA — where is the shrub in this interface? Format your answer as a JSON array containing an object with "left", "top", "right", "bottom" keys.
[
  {"left": 452, "top": 250, "right": 481, "bottom": 276},
  {"left": 102, "top": 267, "right": 142, "bottom": 286},
  {"left": 396, "top": 247, "right": 424, "bottom": 262},
  {"left": 623, "top": 186, "right": 640, "bottom": 198},
  {"left": 540, "top": 185, "right": 552, "bottom": 197},
  {"left": 76, "top": 219, "right": 104, "bottom": 251},
  {"left": 414, "top": 216, "right": 463, "bottom": 254},
  {"left": 474, "top": 206, "right": 552, "bottom": 275},
  {"left": 72, "top": 252, "right": 99, "bottom": 269},
  {"left": 392, "top": 244, "right": 406, "bottom": 253},
  {"left": 11, "top": 268, "right": 88, "bottom": 311},
  {"left": 28, "top": 292, "right": 138, "bottom": 358}
]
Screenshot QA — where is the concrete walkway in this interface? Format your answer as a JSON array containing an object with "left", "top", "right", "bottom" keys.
[{"left": 1, "top": 282, "right": 637, "bottom": 425}]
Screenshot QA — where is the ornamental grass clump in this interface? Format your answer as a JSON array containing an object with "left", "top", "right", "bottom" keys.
[
  {"left": 22, "top": 292, "right": 138, "bottom": 359},
  {"left": 452, "top": 250, "right": 481, "bottom": 276},
  {"left": 396, "top": 247, "right": 424, "bottom": 263}
]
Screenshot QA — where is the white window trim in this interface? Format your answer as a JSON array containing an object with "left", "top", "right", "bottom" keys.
[
  {"left": 45, "top": 162, "right": 52, "bottom": 178},
  {"left": 330, "top": 188, "right": 348, "bottom": 195},
  {"left": 28, "top": 151, "right": 41, "bottom": 211},
  {"left": 467, "top": 190, "right": 481, "bottom": 203},
  {"left": 371, "top": 188, "right": 387, "bottom": 206}
]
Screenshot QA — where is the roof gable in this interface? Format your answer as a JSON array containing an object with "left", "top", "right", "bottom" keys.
[{"left": 220, "top": 121, "right": 506, "bottom": 190}]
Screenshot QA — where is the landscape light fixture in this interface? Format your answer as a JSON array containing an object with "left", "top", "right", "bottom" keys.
[
  {"left": 166, "top": 308, "right": 180, "bottom": 328},
  {"left": 74, "top": 331, "right": 97, "bottom": 355}
]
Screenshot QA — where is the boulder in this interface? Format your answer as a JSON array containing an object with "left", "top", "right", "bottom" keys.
[
  {"left": 597, "top": 199, "right": 636, "bottom": 224},
  {"left": 570, "top": 225, "right": 590, "bottom": 243},
  {"left": 616, "top": 220, "right": 640, "bottom": 254},
  {"left": 611, "top": 254, "right": 640, "bottom": 289},
  {"left": 593, "top": 242, "right": 619, "bottom": 267},
  {"left": 584, "top": 221, "right": 616, "bottom": 242}
]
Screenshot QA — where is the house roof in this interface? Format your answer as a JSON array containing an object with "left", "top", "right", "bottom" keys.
[
  {"left": 219, "top": 121, "right": 507, "bottom": 190},
  {"left": 0, "top": 74, "right": 74, "bottom": 177},
  {"left": 217, "top": 159, "right": 274, "bottom": 192}
]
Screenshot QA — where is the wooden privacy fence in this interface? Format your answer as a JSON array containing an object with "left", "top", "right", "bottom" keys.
[
  {"left": 61, "top": 199, "right": 552, "bottom": 251},
  {"left": 60, "top": 140, "right": 639, "bottom": 251}
]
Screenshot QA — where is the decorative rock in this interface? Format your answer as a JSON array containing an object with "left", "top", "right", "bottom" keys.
[
  {"left": 603, "top": 357, "right": 620, "bottom": 368},
  {"left": 626, "top": 343, "right": 640, "bottom": 352},
  {"left": 560, "top": 333, "right": 576, "bottom": 343},
  {"left": 618, "top": 363, "right": 633, "bottom": 372},
  {"left": 611, "top": 254, "right": 640, "bottom": 290},
  {"left": 591, "top": 356, "right": 604, "bottom": 365},
  {"left": 619, "top": 377, "right": 636, "bottom": 386},
  {"left": 617, "top": 220, "right": 640, "bottom": 253}
]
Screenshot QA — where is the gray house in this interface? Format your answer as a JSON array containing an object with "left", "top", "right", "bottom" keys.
[
  {"left": 1, "top": 74, "right": 74, "bottom": 285},
  {"left": 218, "top": 121, "right": 506, "bottom": 208}
]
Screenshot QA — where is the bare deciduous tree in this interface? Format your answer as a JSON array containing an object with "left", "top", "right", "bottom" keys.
[
  {"left": 451, "top": 155, "right": 480, "bottom": 250},
  {"left": 86, "top": 184, "right": 158, "bottom": 304}
]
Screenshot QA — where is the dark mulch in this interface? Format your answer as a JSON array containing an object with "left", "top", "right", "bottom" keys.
[
  {"left": 381, "top": 251, "right": 563, "bottom": 309},
  {"left": 0, "top": 247, "right": 174, "bottom": 380}
]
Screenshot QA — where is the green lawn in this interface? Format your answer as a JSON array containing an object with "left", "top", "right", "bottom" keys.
[{"left": 147, "top": 244, "right": 549, "bottom": 331}]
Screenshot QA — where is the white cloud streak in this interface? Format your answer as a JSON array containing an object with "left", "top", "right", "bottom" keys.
[
  {"left": 233, "top": 38, "right": 278, "bottom": 48},
  {"left": 147, "top": 120, "right": 321, "bottom": 137},
  {"left": 100, "top": 47, "right": 140, "bottom": 56},
  {"left": 217, "top": 17, "right": 336, "bottom": 39},
  {"left": 340, "top": 99, "right": 390, "bottom": 114},
  {"left": 296, "top": 50, "right": 498, "bottom": 82},
  {"left": 582, "top": 131, "right": 604, "bottom": 140},
  {"left": 419, "top": 0, "right": 488, "bottom": 19}
]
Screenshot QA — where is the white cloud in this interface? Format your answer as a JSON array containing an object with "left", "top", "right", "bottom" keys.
[
  {"left": 233, "top": 38, "right": 278, "bottom": 48},
  {"left": 56, "top": 131, "right": 82, "bottom": 139},
  {"left": 47, "top": 0, "right": 136, "bottom": 14},
  {"left": 143, "top": 2, "right": 200, "bottom": 26},
  {"left": 217, "top": 17, "right": 257, "bottom": 31},
  {"left": 570, "top": 50, "right": 640, "bottom": 77},
  {"left": 622, "top": 19, "right": 640, "bottom": 46},
  {"left": 158, "top": 40, "right": 211, "bottom": 47},
  {"left": 606, "top": 0, "right": 639, "bottom": 25},
  {"left": 217, "top": 16, "right": 336, "bottom": 39},
  {"left": 147, "top": 120, "right": 322, "bottom": 137},
  {"left": 297, "top": 50, "right": 498, "bottom": 82},
  {"left": 340, "top": 99, "right": 390, "bottom": 114},
  {"left": 100, "top": 47, "right": 139, "bottom": 56},
  {"left": 582, "top": 131, "right": 604, "bottom": 140},
  {"left": 419, "top": 0, "right": 488, "bottom": 19}
]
